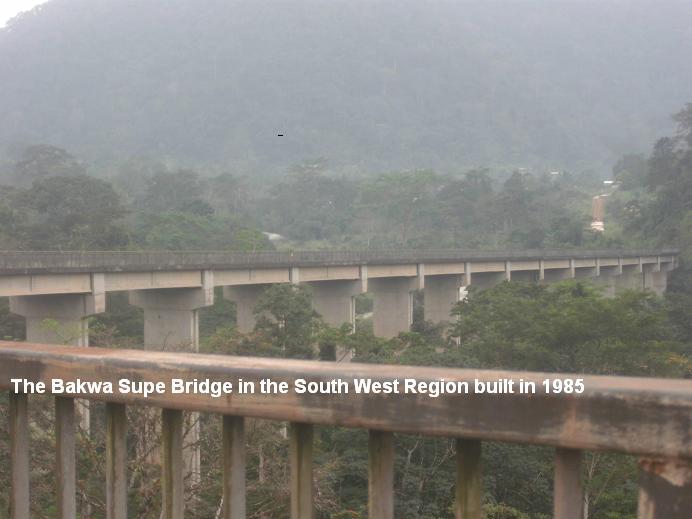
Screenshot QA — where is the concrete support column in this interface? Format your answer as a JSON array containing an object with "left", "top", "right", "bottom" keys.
[
  {"left": 644, "top": 269, "right": 667, "bottom": 296},
  {"left": 9, "top": 292, "right": 104, "bottom": 346},
  {"left": 223, "top": 284, "right": 270, "bottom": 333},
  {"left": 129, "top": 286, "right": 213, "bottom": 351},
  {"left": 10, "top": 290, "right": 105, "bottom": 431},
  {"left": 129, "top": 280, "right": 213, "bottom": 488},
  {"left": 308, "top": 279, "right": 365, "bottom": 361},
  {"left": 424, "top": 274, "right": 462, "bottom": 324},
  {"left": 594, "top": 267, "right": 618, "bottom": 297},
  {"left": 615, "top": 267, "right": 644, "bottom": 293},
  {"left": 369, "top": 277, "right": 417, "bottom": 338},
  {"left": 307, "top": 280, "right": 364, "bottom": 330}
]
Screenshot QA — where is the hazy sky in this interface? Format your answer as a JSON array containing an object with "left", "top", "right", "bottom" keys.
[{"left": 0, "top": 0, "right": 46, "bottom": 27}]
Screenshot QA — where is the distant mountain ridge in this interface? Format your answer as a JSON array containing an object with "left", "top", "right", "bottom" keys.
[{"left": 1, "top": 0, "right": 691, "bottom": 176}]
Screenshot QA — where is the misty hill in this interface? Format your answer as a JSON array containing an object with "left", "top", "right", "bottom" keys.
[{"left": 1, "top": 0, "right": 691, "bottom": 176}]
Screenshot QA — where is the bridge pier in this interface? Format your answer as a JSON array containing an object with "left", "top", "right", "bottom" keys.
[
  {"left": 593, "top": 266, "right": 618, "bottom": 296},
  {"left": 129, "top": 286, "right": 213, "bottom": 351},
  {"left": 615, "top": 265, "right": 645, "bottom": 293},
  {"left": 644, "top": 263, "right": 668, "bottom": 296},
  {"left": 369, "top": 277, "right": 418, "bottom": 338},
  {"left": 307, "top": 279, "right": 363, "bottom": 330},
  {"left": 129, "top": 282, "right": 212, "bottom": 487},
  {"left": 423, "top": 274, "right": 463, "bottom": 324},
  {"left": 223, "top": 284, "right": 269, "bottom": 333},
  {"left": 9, "top": 292, "right": 104, "bottom": 346},
  {"left": 592, "top": 263, "right": 642, "bottom": 296},
  {"left": 10, "top": 291, "right": 105, "bottom": 431}
]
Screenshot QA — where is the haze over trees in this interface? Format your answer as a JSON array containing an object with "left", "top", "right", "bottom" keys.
[{"left": 1, "top": 0, "right": 692, "bottom": 176}]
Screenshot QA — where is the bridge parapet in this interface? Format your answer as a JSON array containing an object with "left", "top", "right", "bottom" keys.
[
  {"left": 0, "top": 248, "right": 679, "bottom": 274},
  {"left": 1, "top": 342, "right": 690, "bottom": 518}
]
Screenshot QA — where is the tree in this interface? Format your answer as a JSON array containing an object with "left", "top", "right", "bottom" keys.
[
  {"left": 448, "top": 281, "right": 687, "bottom": 377},
  {"left": 434, "top": 169, "right": 497, "bottom": 247},
  {"left": 252, "top": 284, "right": 323, "bottom": 359},
  {"left": 633, "top": 104, "right": 692, "bottom": 245},
  {"left": 0, "top": 186, "right": 24, "bottom": 249},
  {"left": 260, "top": 165, "right": 358, "bottom": 242},
  {"left": 496, "top": 171, "right": 534, "bottom": 233},
  {"left": 613, "top": 153, "right": 648, "bottom": 190},
  {"left": 16, "top": 175, "right": 128, "bottom": 250},
  {"left": 112, "top": 157, "right": 168, "bottom": 203},
  {"left": 133, "top": 212, "right": 270, "bottom": 251},
  {"left": 358, "top": 170, "right": 441, "bottom": 247},
  {"left": 11, "top": 145, "right": 86, "bottom": 186},
  {"left": 206, "top": 173, "right": 248, "bottom": 217},
  {"left": 137, "top": 169, "right": 214, "bottom": 215}
]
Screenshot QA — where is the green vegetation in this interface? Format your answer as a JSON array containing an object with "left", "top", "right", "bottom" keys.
[
  {"left": 0, "top": 151, "right": 615, "bottom": 252},
  {"left": 449, "top": 283, "right": 690, "bottom": 376},
  {"left": 0, "top": 151, "right": 271, "bottom": 252},
  {"left": 3, "top": 105, "right": 691, "bottom": 254}
]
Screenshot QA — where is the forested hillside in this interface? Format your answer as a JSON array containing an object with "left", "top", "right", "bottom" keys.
[
  {"left": 1, "top": 0, "right": 692, "bottom": 176},
  {"left": 0, "top": 143, "right": 614, "bottom": 252}
]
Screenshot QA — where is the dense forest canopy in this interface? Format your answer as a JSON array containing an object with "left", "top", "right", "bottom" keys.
[{"left": 1, "top": 0, "right": 692, "bottom": 176}]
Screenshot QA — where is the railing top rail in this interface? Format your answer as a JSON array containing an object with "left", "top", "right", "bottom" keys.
[
  {"left": 1, "top": 342, "right": 690, "bottom": 459},
  {"left": 0, "top": 248, "right": 679, "bottom": 274}
]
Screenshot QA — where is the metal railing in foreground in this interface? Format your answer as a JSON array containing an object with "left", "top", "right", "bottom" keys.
[{"left": 1, "top": 341, "right": 691, "bottom": 518}]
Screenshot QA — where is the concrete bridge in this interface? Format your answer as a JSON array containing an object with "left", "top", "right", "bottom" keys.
[{"left": 0, "top": 249, "right": 678, "bottom": 348}]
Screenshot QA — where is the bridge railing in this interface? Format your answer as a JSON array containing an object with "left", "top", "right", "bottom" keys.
[
  {"left": 1, "top": 341, "right": 690, "bottom": 518},
  {"left": 0, "top": 248, "right": 680, "bottom": 273}
]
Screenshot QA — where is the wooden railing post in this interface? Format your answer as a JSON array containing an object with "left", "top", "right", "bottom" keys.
[
  {"left": 638, "top": 458, "right": 692, "bottom": 518},
  {"left": 222, "top": 415, "right": 246, "bottom": 518},
  {"left": 368, "top": 430, "right": 394, "bottom": 519},
  {"left": 10, "top": 393, "right": 30, "bottom": 519},
  {"left": 162, "top": 409, "right": 184, "bottom": 519},
  {"left": 554, "top": 448, "right": 583, "bottom": 519},
  {"left": 106, "top": 403, "right": 128, "bottom": 519},
  {"left": 290, "top": 422, "right": 314, "bottom": 519},
  {"left": 455, "top": 439, "right": 482, "bottom": 519},
  {"left": 55, "top": 397, "right": 76, "bottom": 519}
]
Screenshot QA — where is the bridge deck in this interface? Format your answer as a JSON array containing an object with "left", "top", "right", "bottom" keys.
[{"left": 0, "top": 248, "right": 679, "bottom": 274}]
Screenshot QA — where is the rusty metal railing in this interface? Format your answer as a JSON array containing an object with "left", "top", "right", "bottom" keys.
[{"left": 1, "top": 341, "right": 691, "bottom": 518}]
